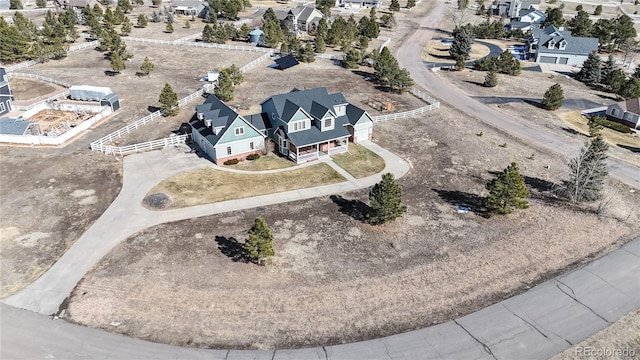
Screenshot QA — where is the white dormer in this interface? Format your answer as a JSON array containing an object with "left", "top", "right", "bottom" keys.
[
  {"left": 321, "top": 116, "right": 334, "bottom": 131},
  {"left": 198, "top": 113, "right": 204, "bottom": 120},
  {"left": 213, "top": 126, "right": 224, "bottom": 135},
  {"left": 558, "top": 40, "right": 567, "bottom": 50},
  {"left": 204, "top": 119, "right": 212, "bottom": 127},
  {"left": 333, "top": 104, "right": 346, "bottom": 116},
  {"left": 547, "top": 39, "right": 555, "bottom": 48}
]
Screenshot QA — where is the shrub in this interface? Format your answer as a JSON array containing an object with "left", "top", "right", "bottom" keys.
[
  {"left": 589, "top": 116, "right": 633, "bottom": 134},
  {"left": 246, "top": 153, "right": 261, "bottom": 160},
  {"left": 223, "top": 158, "right": 240, "bottom": 165}
]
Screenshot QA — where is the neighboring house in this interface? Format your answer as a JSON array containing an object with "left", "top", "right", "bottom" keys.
[
  {"left": 261, "top": 87, "right": 373, "bottom": 164},
  {"left": 54, "top": 0, "right": 95, "bottom": 10},
  {"left": 526, "top": 26, "right": 598, "bottom": 66},
  {"left": 0, "top": 67, "right": 13, "bottom": 117},
  {"left": 275, "top": 6, "right": 323, "bottom": 33},
  {"left": 0, "top": 0, "right": 10, "bottom": 11},
  {"left": 495, "top": 0, "right": 539, "bottom": 18},
  {"left": 508, "top": 7, "right": 545, "bottom": 31},
  {"left": 189, "top": 95, "right": 265, "bottom": 164},
  {"left": 335, "top": 0, "right": 381, "bottom": 9},
  {"left": 0, "top": 118, "right": 41, "bottom": 136},
  {"left": 170, "top": 0, "right": 209, "bottom": 17},
  {"left": 190, "top": 88, "right": 375, "bottom": 164},
  {"left": 605, "top": 98, "right": 640, "bottom": 130}
]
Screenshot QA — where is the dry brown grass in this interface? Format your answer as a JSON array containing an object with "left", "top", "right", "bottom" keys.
[
  {"left": 551, "top": 309, "right": 640, "bottom": 360},
  {"left": 231, "top": 154, "right": 295, "bottom": 171},
  {"left": 8, "top": 78, "right": 58, "bottom": 100},
  {"left": 149, "top": 163, "right": 345, "bottom": 207},
  {"left": 421, "top": 40, "right": 491, "bottom": 63},
  {"left": 332, "top": 143, "right": 385, "bottom": 178}
]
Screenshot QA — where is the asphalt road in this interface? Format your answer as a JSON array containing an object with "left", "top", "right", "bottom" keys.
[
  {"left": 2, "top": 238, "right": 638, "bottom": 359},
  {"left": 395, "top": 1, "right": 640, "bottom": 190}
]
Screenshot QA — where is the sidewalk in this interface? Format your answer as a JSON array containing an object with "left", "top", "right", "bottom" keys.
[{"left": 2, "top": 141, "right": 410, "bottom": 316}]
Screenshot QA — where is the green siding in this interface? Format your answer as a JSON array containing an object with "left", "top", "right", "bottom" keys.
[
  {"left": 291, "top": 109, "right": 309, "bottom": 121},
  {"left": 217, "top": 117, "right": 264, "bottom": 144}
]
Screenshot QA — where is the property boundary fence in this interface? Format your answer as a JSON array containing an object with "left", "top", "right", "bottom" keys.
[
  {"left": 372, "top": 87, "right": 440, "bottom": 122},
  {"left": 3, "top": 40, "right": 99, "bottom": 73},
  {"left": 102, "top": 134, "right": 188, "bottom": 156},
  {"left": 11, "top": 90, "right": 71, "bottom": 111},
  {"left": 378, "top": 36, "right": 391, "bottom": 52},
  {"left": 8, "top": 72, "right": 71, "bottom": 88},
  {"left": 123, "top": 36, "right": 273, "bottom": 53}
]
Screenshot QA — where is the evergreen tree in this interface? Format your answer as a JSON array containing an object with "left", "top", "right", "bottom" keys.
[
  {"left": 262, "top": 7, "right": 278, "bottom": 23},
  {"left": 121, "top": 16, "right": 132, "bottom": 35},
  {"left": 560, "top": 135, "right": 608, "bottom": 203},
  {"left": 327, "top": 16, "right": 346, "bottom": 46},
  {"left": 543, "top": 7, "right": 564, "bottom": 27},
  {"left": 449, "top": 25, "right": 472, "bottom": 60},
  {"left": 36, "top": 0, "right": 46, "bottom": 8},
  {"left": 104, "top": 7, "right": 115, "bottom": 25},
  {"left": 118, "top": 0, "right": 132, "bottom": 13},
  {"left": 137, "top": 13, "right": 148, "bottom": 27},
  {"left": 302, "top": 42, "right": 315, "bottom": 62},
  {"left": 10, "top": 0, "right": 23, "bottom": 9},
  {"left": 343, "top": 47, "right": 362, "bottom": 68},
  {"left": 0, "top": 18, "right": 30, "bottom": 62},
  {"left": 607, "top": 68, "right": 626, "bottom": 94},
  {"left": 185, "top": 19, "right": 191, "bottom": 29},
  {"left": 407, "top": 0, "right": 416, "bottom": 8},
  {"left": 113, "top": 6, "right": 125, "bottom": 24},
  {"left": 165, "top": 21, "right": 174, "bottom": 33},
  {"left": 223, "top": 64, "right": 243, "bottom": 85},
  {"left": 202, "top": 24, "right": 214, "bottom": 42},
  {"left": 541, "top": 83, "right": 564, "bottom": 110},
  {"left": 380, "top": 13, "right": 395, "bottom": 28},
  {"left": 594, "top": 4, "right": 602, "bottom": 15},
  {"left": 587, "top": 116, "right": 604, "bottom": 137},
  {"left": 239, "top": 23, "right": 250, "bottom": 39},
  {"left": 109, "top": 51, "right": 126, "bottom": 73},
  {"left": 243, "top": 217, "right": 275, "bottom": 265},
  {"left": 139, "top": 56, "right": 154, "bottom": 76},
  {"left": 567, "top": 10, "right": 593, "bottom": 37},
  {"left": 314, "top": 34, "right": 326, "bottom": 53},
  {"left": 367, "top": 173, "right": 407, "bottom": 225},
  {"left": 497, "top": 49, "right": 521, "bottom": 75},
  {"left": 359, "top": 35, "right": 369, "bottom": 51},
  {"left": 484, "top": 70, "right": 497, "bottom": 87},
  {"left": 618, "top": 77, "right": 640, "bottom": 99},
  {"left": 262, "top": 19, "right": 283, "bottom": 48},
  {"left": 575, "top": 51, "right": 601, "bottom": 84},
  {"left": 485, "top": 162, "right": 529, "bottom": 215},
  {"left": 388, "top": 67, "right": 414, "bottom": 92},
  {"left": 389, "top": 0, "right": 400, "bottom": 11},
  {"left": 316, "top": 17, "right": 328, "bottom": 39},
  {"left": 455, "top": 55, "right": 466, "bottom": 71},
  {"left": 159, "top": 83, "right": 179, "bottom": 116},
  {"left": 600, "top": 55, "right": 616, "bottom": 85},
  {"left": 214, "top": 71, "right": 235, "bottom": 101}
]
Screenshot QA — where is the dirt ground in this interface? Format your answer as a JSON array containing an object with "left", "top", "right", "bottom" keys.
[
  {"left": 551, "top": 309, "right": 640, "bottom": 360},
  {"left": 66, "top": 99, "right": 640, "bottom": 349},
  {"left": 7, "top": 78, "right": 59, "bottom": 101}
]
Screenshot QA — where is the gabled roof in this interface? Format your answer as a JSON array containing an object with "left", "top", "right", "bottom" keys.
[
  {"left": 614, "top": 98, "right": 640, "bottom": 115},
  {"left": 345, "top": 104, "right": 373, "bottom": 126},
  {"left": 517, "top": 8, "right": 545, "bottom": 22},
  {"left": 0, "top": 118, "right": 36, "bottom": 135},
  {"left": 262, "top": 87, "right": 348, "bottom": 120},
  {"left": 284, "top": 116, "right": 351, "bottom": 146},
  {"left": 309, "top": 101, "right": 335, "bottom": 120},
  {"left": 245, "top": 113, "right": 271, "bottom": 131},
  {"left": 196, "top": 95, "right": 238, "bottom": 128},
  {"left": 530, "top": 26, "right": 598, "bottom": 56},
  {"left": 171, "top": 0, "right": 204, "bottom": 8}
]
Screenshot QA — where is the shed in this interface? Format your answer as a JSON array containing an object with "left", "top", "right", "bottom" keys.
[
  {"left": 100, "top": 93, "right": 120, "bottom": 111},
  {"left": 0, "top": 118, "right": 41, "bottom": 135},
  {"left": 249, "top": 29, "right": 264, "bottom": 44}
]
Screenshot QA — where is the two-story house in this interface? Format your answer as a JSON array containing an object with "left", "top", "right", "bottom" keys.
[
  {"left": 0, "top": 67, "right": 13, "bottom": 117},
  {"left": 605, "top": 98, "right": 640, "bottom": 130},
  {"left": 508, "top": 8, "right": 546, "bottom": 32},
  {"left": 527, "top": 26, "right": 598, "bottom": 66},
  {"left": 189, "top": 95, "right": 266, "bottom": 164},
  {"left": 275, "top": 6, "right": 323, "bottom": 33}
]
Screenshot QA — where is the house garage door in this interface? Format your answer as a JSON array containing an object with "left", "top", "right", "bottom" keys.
[
  {"left": 354, "top": 126, "right": 370, "bottom": 142},
  {"left": 559, "top": 57, "right": 569, "bottom": 64},
  {"left": 539, "top": 56, "right": 557, "bottom": 64}
]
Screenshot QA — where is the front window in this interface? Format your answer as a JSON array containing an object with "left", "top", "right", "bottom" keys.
[
  {"left": 250, "top": 141, "right": 254, "bottom": 150},
  {"left": 235, "top": 127, "right": 245, "bottom": 136},
  {"left": 227, "top": 146, "right": 232, "bottom": 155}
]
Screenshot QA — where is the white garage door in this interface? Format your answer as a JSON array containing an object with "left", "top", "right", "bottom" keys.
[
  {"left": 539, "top": 56, "right": 557, "bottom": 64},
  {"left": 354, "top": 126, "right": 370, "bottom": 142}
]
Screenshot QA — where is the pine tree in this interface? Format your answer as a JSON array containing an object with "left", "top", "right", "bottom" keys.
[
  {"left": 104, "top": 7, "right": 115, "bottom": 25},
  {"left": 450, "top": 26, "right": 472, "bottom": 60},
  {"left": 497, "top": 49, "right": 521, "bottom": 75},
  {"left": 9, "top": 0, "right": 23, "bottom": 9},
  {"left": 165, "top": 22, "right": 174, "bottom": 33},
  {"left": 202, "top": 24, "right": 214, "bottom": 42},
  {"left": 314, "top": 34, "right": 326, "bottom": 53},
  {"left": 185, "top": 20, "right": 191, "bottom": 29},
  {"left": 576, "top": 51, "right": 601, "bottom": 84},
  {"left": 121, "top": 17, "right": 132, "bottom": 35},
  {"left": 407, "top": 0, "right": 416, "bottom": 8},
  {"left": 214, "top": 71, "right": 235, "bottom": 101},
  {"left": 601, "top": 55, "right": 616, "bottom": 85},
  {"left": 484, "top": 70, "right": 497, "bottom": 87},
  {"left": 541, "top": 83, "right": 564, "bottom": 110},
  {"left": 36, "top": 0, "right": 46, "bottom": 8},
  {"left": 485, "top": 162, "right": 529, "bottom": 215},
  {"left": 113, "top": 6, "right": 125, "bottom": 25},
  {"left": 343, "top": 47, "right": 362, "bottom": 68},
  {"left": 560, "top": 135, "right": 608, "bottom": 203},
  {"left": 302, "top": 43, "right": 315, "bottom": 62},
  {"left": 594, "top": 4, "right": 602, "bottom": 15},
  {"left": 109, "top": 51, "right": 126, "bottom": 73},
  {"left": 159, "top": 83, "right": 179, "bottom": 116},
  {"left": 118, "top": 0, "right": 132, "bottom": 13},
  {"left": 367, "top": 173, "right": 407, "bottom": 225},
  {"left": 389, "top": 0, "right": 400, "bottom": 11},
  {"left": 243, "top": 217, "right": 275, "bottom": 265},
  {"left": 239, "top": 23, "right": 250, "bottom": 40},
  {"left": 607, "top": 68, "right": 626, "bottom": 93},
  {"left": 139, "top": 56, "right": 154, "bottom": 76},
  {"left": 618, "top": 77, "right": 640, "bottom": 99},
  {"left": 587, "top": 116, "right": 604, "bottom": 137}
]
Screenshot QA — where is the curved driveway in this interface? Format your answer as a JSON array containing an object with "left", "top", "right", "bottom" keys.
[{"left": 395, "top": 1, "right": 640, "bottom": 189}]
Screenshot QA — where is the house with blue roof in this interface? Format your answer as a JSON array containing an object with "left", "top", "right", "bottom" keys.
[
  {"left": 189, "top": 96, "right": 266, "bottom": 164},
  {"left": 527, "top": 26, "right": 598, "bottom": 66},
  {"left": 190, "top": 88, "right": 374, "bottom": 164},
  {"left": 0, "top": 67, "right": 14, "bottom": 116},
  {"left": 0, "top": 118, "right": 41, "bottom": 136}
]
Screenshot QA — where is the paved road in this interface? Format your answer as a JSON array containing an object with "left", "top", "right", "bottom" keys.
[
  {"left": 3, "top": 238, "right": 638, "bottom": 359},
  {"left": 471, "top": 96, "right": 607, "bottom": 111},
  {"left": 2, "top": 141, "right": 410, "bottom": 316},
  {"left": 395, "top": 1, "right": 640, "bottom": 190}
]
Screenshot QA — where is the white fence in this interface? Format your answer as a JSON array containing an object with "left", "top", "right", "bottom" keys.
[
  {"left": 12, "top": 90, "right": 71, "bottom": 111},
  {"left": 315, "top": 53, "right": 343, "bottom": 60},
  {"left": 102, "top": 135, "right": 188, "bottom": 156},
  {"left": 68, "top": 40, "right": 99, "bottom": 53},
  {"left": 3, "top": 40, "right": 99, "bottom": 73},
  {"left": 378, "top": 36, "right": 391, "bottom": 52},
  {"left": 122, "top": 36, "right": 273, "bottom": 53},
  {"left": 240, "top": 51, "right": 273, "bottom": 72},
  {"left": 4, "top": 60, "right": 39, "bottom": 73},
  {"left": 7, "top": 72, "right": 71, "bottom": 87},
  {"left": 372, "top": 87, "right": 440, "bottom": 122},
  {"left": 0, "top": 108, "right": 112, "bottom": 145}
]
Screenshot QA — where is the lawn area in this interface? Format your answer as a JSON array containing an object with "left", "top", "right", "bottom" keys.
[
  {"left": 332, "top": 143, "right": 386, "bottom": 178},
  {"left": 149, "top": 162, "right": 345, "bottom": 208},
  {"left": 229, "top": 154, "right": 295, "bottom": 171},
  {"left": 560, "top": 111, "right": 640, "bottom": 149}
]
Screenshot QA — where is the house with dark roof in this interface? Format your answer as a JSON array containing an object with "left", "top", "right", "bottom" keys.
[
  {"left": 508, "top": 8, "right": 546, "bottom": 31},
  {"left": 0, "top": 118, "right": 41, "bottom": 136},
  {"left": 261, "top": 87, "right": 373, "bottom": 164},
  {"left": 276, "top": 6, "right": 323, "bottom": 32},
  {"left": 605, "top": 98, "right": 640, "bottom": 130},
  {"left": 170, "top": 0, "right": 209, "bottom": 18},
  {"left": 526, "top": 26, "right": 598, "bottom": 66},
  {"left": 189, "top": 96, "right": 265, "bottom": 164},
  {"left": 335, "top": 0, "right": 381, "bottom": 8},
  {"left": 0, "top": 67, "right": 13, "bottom": 117},
  {"left": 495, "top": 0, "right": 540, "bottom": 18}
]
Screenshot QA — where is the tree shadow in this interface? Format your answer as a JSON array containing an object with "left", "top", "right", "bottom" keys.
[
  {"left": 432, "top": 189, "right": 489, "bottom": 217},
  {"left": 351, "top": 69, "right": 374, "bottom": 78},
  {"left": 147, "top": 105, "right": 161, "bottom": 113},
  {"left": 617, "top": 144, "right": 640, "bottom": 153},
  {"left": 595, "top": 92, "right": 620, "bottom": 101},
  {"left": 330, "top": 195, "right": 371, "bottom": 222},
  {"left": 561, "top": 126, "right": 583, "bottom": 136},
  {"left": 523, "top": 99, "right": 545, "bottom": 109},
  {"left": 104, "top": 70, "right": 120, "bottom": 76},
  {"left": 464, "top": 79, "right": 486, "bottom": 87},
  {"left": 214, "top": 236, "right": 249, "bottom": 262},
  {"left": 523, "top": 175, "right": 556, "bottom": 193}
]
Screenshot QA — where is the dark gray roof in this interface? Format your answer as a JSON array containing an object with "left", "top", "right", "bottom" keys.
[
  {"left": 531, "top": 26, "right": 598, "bottom": 56},
  {"left": 245, "top": 113, "right": 271, "bottom": 131},
  {"left": 171, "top": 0, "right": 204, "bottom": 8},
  {"left": 284, "top": 116, "right": 350, "bottom": 146},
  {"left": 345, "top": 104, "right": 366, "bottom": 125},
  {"left": 309, "top": 101, "right": 332, "bottom": 120},
  {"left": 196, "top": 95, "right": 238, "bottom": 128},
  {"left": 263, "top": 87, "right": 347, "bottom": 121},
  {"left": 0, "top": 118, "right": 35, "bottom": 135}
]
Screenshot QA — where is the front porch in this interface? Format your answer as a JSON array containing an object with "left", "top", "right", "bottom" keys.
[{"left": 288, "top": 138, "right": 348, "bottom": 164}]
